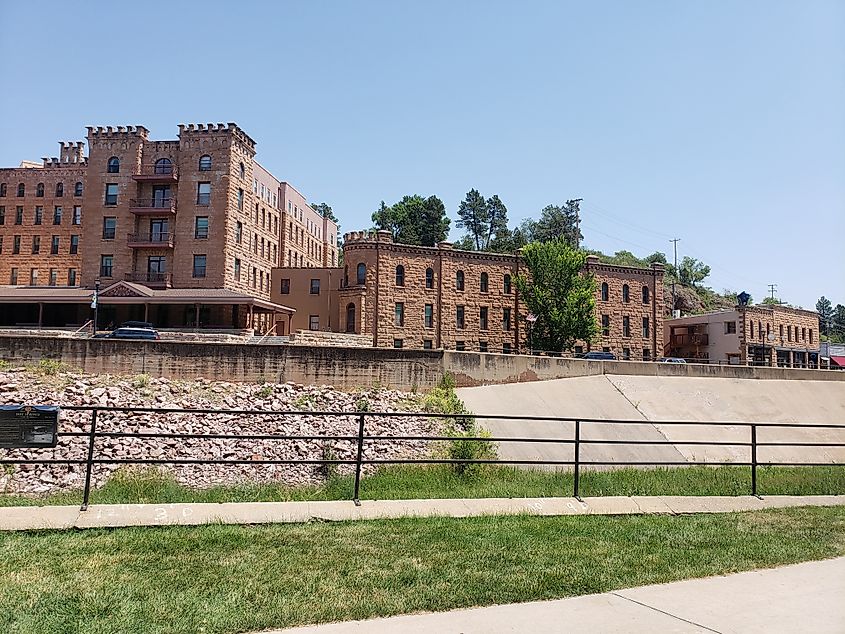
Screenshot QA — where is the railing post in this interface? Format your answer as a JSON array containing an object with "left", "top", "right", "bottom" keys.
[
  {"left": 751, "top": 424, "right": 760, "bottom": 498},
  {"left": 80, "top": 409, "right": 98, "bottom": 511},
  {"left": 352, "top": 413, "right": 366, "bottom": 506},
  {"left": 573, "top": 419, "right": 581, "bottom": 501}
]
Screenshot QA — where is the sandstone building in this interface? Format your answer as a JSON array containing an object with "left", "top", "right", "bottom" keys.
[
  {"left": 273, "top": 231, "right": 665, "bottom": 356},
  {"left": 0, "top": 124, "right": 338, "bottom": 332},
  {"left": 666, "top": 304, "right": 821, "bottom": 367}
]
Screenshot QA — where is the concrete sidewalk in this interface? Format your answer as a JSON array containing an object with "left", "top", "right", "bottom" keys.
[
  {"left": 273, "top": 556, "right": 845, "bottom": 633},
  {"left": 1, "top": 494, "right": 843, "bottom": 531}
]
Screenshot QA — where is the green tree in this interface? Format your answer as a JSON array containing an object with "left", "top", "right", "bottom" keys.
[
  {"left": 515, "top": 240, "right": 598, "bottom": 353},
  {"left": 455, "top": 190, "right": 513, "bottom": 252},
  {"left": 678, "top": 256, "right": 711, "bottom": 287},
  {"left": 761, "top": 296, "right": 784, "bottom": 306},
  {"left": 524, "top": 201, "right": 583, "bottom": 247},
  {"left": 311, "top": 202, "right": 339, "bottom": 224},
  {"left": 833, "top": 304, "right": 845, "bottom": 342},
  {"left": 817, "top": 296, "right": 834, "bottom": 336},
  {"left": 371, "top": 195, "right": 450, "bottom": 246}
]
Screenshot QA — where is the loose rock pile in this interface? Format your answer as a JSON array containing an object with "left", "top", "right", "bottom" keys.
[{"left": 0, "top": 367, "right": 440, "bottom": 494}]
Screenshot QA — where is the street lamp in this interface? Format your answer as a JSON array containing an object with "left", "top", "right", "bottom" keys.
[{"left": 91, "top": 279, "right": 100, "bottom": 335}]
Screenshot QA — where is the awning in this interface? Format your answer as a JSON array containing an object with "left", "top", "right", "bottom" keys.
[{"left": 831, "top": 356, "right": 845, "bottom": 367}]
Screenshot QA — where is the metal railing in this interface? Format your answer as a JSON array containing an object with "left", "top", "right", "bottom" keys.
[
  {"left": 127, "top": 232, "right": 174, "bottom": 246},
  {"left": 125, "top": 272, "right": 172, "bottom": 285},
  {"left": 129, "top": 198, "right": 176, "bottom": 211},
  {"left": 1, "top": 407, "right": 843, "bottom": 511}
]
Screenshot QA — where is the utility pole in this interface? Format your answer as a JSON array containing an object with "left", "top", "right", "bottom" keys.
[
  {"left": 670, "top": 238, "right": 680, "bottom": 316},
  {"left": 572, "top": 198, "right": 583, "bottom": 249},
  {"left": 768, "top": 283, "right": 778, "bottom": 303}
]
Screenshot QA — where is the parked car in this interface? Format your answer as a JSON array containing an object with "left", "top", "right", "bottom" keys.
[
  {"left": 658, "top": 357, "right": 686, "bottom": 363},
  {"left": 581, "top": 351, "right": 616, "bottom": 360},
  {"left": 120, "top": 321, "right": 155, "bottom": 330},
  {"left": 95, "top": 326, "right": 160, "bottom": 340}
]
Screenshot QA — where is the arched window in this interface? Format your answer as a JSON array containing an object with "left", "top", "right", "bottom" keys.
[
  {"left": 74, "top": 182, "right": 83, "bottom": 196},
  {"left": 107, "top": 157, "right": 120, "bottom": 173},
  {"left": 55, "top": 182, "right": 63, "bottom": 197},
  {"left": 480, "top": 272, "right": 489, "bottom": 293},
  {"left": 622, "top": 284, "right": 630, "bottom": 303},
  {"left": 601, "top": 282, "right": 609, "bottom": 301},
  {"left": 345, "top": 303, "right": 357, "bottom": 333},
  {"left": 503, "top": 274, "right": 512, "bottom": 295},
  {"left": 425, "top": 267, "right": 434, "bottom": 289},
  {"left": 17, "top": 183, "right": 25, "bottom": 197},
  {"left": 154, "top": 158, "right": 173, "bottom": 174},
  {"left": 0, "top": 183, "right": 6, "bottom": 197},
  {"left": 239, "top": 162, "right": 245, "bottom": 179},
  {"left": 456, "top": 270, "right": 465, "bottom": 291},
  {"left": 395, "top": 265, "right": 405, "bottom": 286},
  {"left": 356, "top": 262, "right": 366, "bottom": 285},
  {"left": 198, "top": 155, "right": 212, "bottom": 171},
  {"left": 642, "top": 285, "right": 650, "bottom": 304},
  {"left": 36, "top": 183, "right": 45, "bottom": 197}
]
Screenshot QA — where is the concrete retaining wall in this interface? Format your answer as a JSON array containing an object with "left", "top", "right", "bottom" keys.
[{"left": 0, "top": 334, "right": 841, "bottom": 390}]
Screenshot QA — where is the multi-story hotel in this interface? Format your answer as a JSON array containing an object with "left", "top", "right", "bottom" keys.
[
  {"left": 0, "top": 123, "right": 338, "bottom": 332},
  {"left": 665, "top": 304, "right": 821, "bottom": 367},
  {"left": 272, "top": 230, "right": 665, "bottom": 356}
]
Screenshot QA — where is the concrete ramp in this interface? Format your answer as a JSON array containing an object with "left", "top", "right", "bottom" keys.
[{"left": 457, "top": 375, "right": 845, "bottom": 468}]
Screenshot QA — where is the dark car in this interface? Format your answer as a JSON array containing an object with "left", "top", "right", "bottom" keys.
[
  {"left": 120, "top": 321, "right": 155, "bottom": 330},
  {"left": 581, "top": 351, "right": 616, "bottom": 360},
  {"left": 97, "top": 326, "right": 160, "bottom": 340}
]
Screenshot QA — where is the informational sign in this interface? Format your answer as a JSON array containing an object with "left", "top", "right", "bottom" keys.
[{"left": 0, "top": 405, "right": 59, "bottom": 448}]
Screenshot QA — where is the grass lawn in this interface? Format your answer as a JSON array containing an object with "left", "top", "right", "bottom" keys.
[
  {"left": 1, "top": 506, "right": 844, "bottom": 634},
  {"left": 1, "top": 464, "right": 844, "bottom": 507}
]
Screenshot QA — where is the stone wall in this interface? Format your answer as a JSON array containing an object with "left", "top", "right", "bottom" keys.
[
  {"left": 0, "top": 334, "right": 842, "bottom": 391},
  {"left": 288, "top": 330, "right": 372, "bottom": 348}
]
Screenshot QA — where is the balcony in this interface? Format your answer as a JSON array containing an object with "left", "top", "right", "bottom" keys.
[
  {"left": 671, "top": 333, "right": 709, "bottom": 347},
  {"left": 132, "top": 163, "right": 178, "bottom": 182},
  {"left": 127, "top": 232, "right": 175, "bottom": 248},
  {"left": 129, "top": 198, "right": 177, "bottom": 215},
  {"left": 125, "top": 272, "right": 172, "bottom": 288}
]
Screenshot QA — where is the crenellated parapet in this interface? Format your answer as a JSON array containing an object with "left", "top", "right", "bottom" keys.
[
  {"left": 86, "top": 125, "right": 150, "bottom": 139},
  {"left": 40, "top": 141, "right": 88, "bottom": 168},
  {"left": 178, "top": 122, "right": 256, "bottom": 153}
]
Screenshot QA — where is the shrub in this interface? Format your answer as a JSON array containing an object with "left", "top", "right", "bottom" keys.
[
  {"left": 132, "top": 373, "right": 151, "bottom": 388},
  {"left": 256, "top": 385, "right": 273, "bottom": 398},
  {"left": 30, "top": 359, "right": 71, "bottom": 376}
]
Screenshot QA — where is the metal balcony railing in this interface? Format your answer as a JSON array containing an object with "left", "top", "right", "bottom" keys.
[
  {"left": 129, "top": 198, "right": 177, "bottom": 212},
  {"left": 127, "top": 232, "right": 174, "bottom": 248},
  {"left": 125, "top": 272, "right": 172, "bottom": 286},
  {"left": 133, "top": 163, "right": 178, "bottom": 180}
]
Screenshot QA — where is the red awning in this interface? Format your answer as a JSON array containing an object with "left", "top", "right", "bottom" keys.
[{"left": 831, "top": 356, "right": 845, "bottom": 367}]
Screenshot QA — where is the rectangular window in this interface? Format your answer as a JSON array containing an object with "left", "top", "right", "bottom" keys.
[
  {"left": 503, "top": 307, "right": 512, "bottom": 331},
  {"left": 193, "top": 255, "right": 207, "bottom": 278},
  {"left": 72, "top": 206, "right": 82, "bottom": 225},
  {"left": 197, "top": 182, "right": 211, "bottom": 206},
  {"left": 602, "top": 314, "right": 610, "bottom": 336},
  {"left": 100, "top": 255, "right": 113, "bottom": 278},
  {"left": 280, "top": 278, "right": 290, "bottom": 294},
  {"left": 310, "top": 278, "right": 320, "bottom": 295},
  {"left": 102, "top": 217, "right": 116, "bottom": 239},
  {"left": 787, "top": 325, "right": 792, "bottom": 342},
  {"left": 479, "top": 341, "right": 488, "bottom": 352},
  {"left": 9, "top": 268, "right": 18, "bottom": 285},
  {"left": 395, "top": 302, "right": 405, "bottom": 327},
  {"left": 235, "top": 221, "right": 243, "bottom": 244},
  {"left": 31, "top": 236, "right": 40, "bottom": 254},
  {"left": 479, "top": 306, "right": 488, "bottom": 330},
  {"left": 622, "top": 347, "right": 631, "bottom": 360},
  {"left": 309, "top": 315, "right": 320, "bottom": 331},
  {"left": 643, "top": 348, "right": 652, "bottom": 361},
  {"left": 53, "top": 206, "right": 62, "bottom": 225},
  {"left": 0, "top": 206, "right": 5, "bottom": 225},
  {"left": 194, "top": 216, "right": 209, "bottom": 239},
  {"left": 724, "top": 321, "right": 736, "bottom": 335},
  {"left": 393, "top": 339, "right": 404, "bottom": 349},
  {"left": 502, "top": 342, "right": 512, "bottom": 354},
  {"left": 34, "top": 206, "right": 43, "bottom": 225},
  {"left": 234, "top": 258, "right": 241, "bottom": 281},
  {"left": 51, "top": 235, "right": 59, "bottom": 254},
  {"left": 29, "top": 268, "right": 38, "bottom": 285},
  {"left": 810, "top": 329, "right": 814, "bottom": 344},
  {"left": 67, "top": 269, "right": 77, "bottom": 286},
  {"left": 70, "top": 235, "right": 79, "bottom": 254},
  {"left": 456, "top": 341, "right": 466, "bottom": 351},
  {"left": 424, "top": 304, "right": 434, "bottom": 328},
  {"left": 642, "top": 317, "right": 650, "bottom": 339},
  {"left": 456, "top": 305, "right": 465, "bottom": 329},
  {"left": 237, "top": 188, "right": 244, "bottom": 210},
  {"left": 13, "top": 235, "right": 20, "bottom": 254},
  {"left": 15, "top": 206, "right": 23, "bottom": 225},
  {"left": 104, "top": 183, "right": 118, "bottom": 205},
  {"left": 423, "top": 339, "right": 433, "bottom": 350},
  {"left": 49, "top": 268, "right": 57, "bottom": 286},
  {"left": 622, "top": 315, "right": 630, "bottom": 338}
]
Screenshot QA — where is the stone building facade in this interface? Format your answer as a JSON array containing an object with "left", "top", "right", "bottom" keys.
[
  {"left": 665, "top": 304, "right": 820, "bottom": 367},
  {"left": 0, "top": 144, "right": 87, "bottom": 289},
  {"left": 0, "top": 122, "right": 336, "bottom": 332},
  {"left": 272, "top": 231, "right": 665, "bottom": 356}
]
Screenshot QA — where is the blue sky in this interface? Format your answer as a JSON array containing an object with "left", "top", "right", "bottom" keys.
[{"left": 1, "top": 1, "right": 842, "bottom": 309}]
